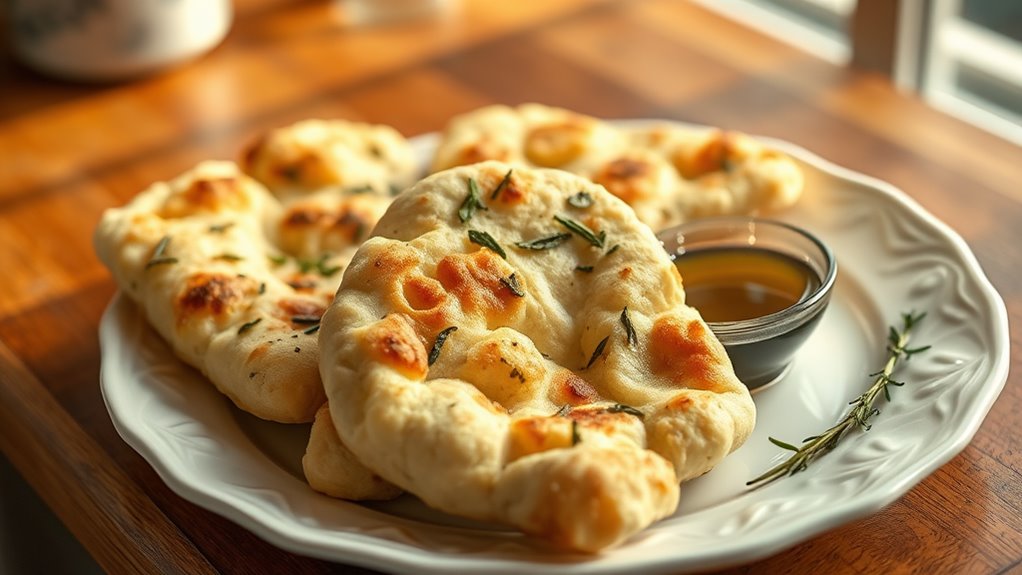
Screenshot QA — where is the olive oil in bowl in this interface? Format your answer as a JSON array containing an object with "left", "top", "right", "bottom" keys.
[
  {"left": 660, "top": 218, "right": 837, "bottom": 390},
  {"left": 675, "top": 247, "right": 820, "bottom": 323}
]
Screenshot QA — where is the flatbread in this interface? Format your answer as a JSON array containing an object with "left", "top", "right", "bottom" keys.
[
  {"left": 95, "top": 161, "right": 328, "bottom": 422},
  {"left": 319, "top": 162, "right": 756, "bottom": 551},
  {"left": 431, "top": 104, "right": 803, "bottom": 230},
  {"left": 242, "top": 118, "right": 417, "bottom": 201},
  {"left": 303, "top": 404, "right": 403, "bottom": 500},
  {"left": 624, "top": 124, "right": 804, "bottom": 225},
  {"left": 431, "top": 103, "right": 625, "bottom": 174},
  {"left": 95, "top": 122, "right": 415, "bottom": 424}
]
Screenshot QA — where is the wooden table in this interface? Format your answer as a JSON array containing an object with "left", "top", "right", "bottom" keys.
[{"left": 1, "top": 1, "right": 1019, "bottom": 573}]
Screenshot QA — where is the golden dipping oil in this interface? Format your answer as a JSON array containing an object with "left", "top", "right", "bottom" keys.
[{"left": 674, "top": 247, "right": 820, "bottom": 323}]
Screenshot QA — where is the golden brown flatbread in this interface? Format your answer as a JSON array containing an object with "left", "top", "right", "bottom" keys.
[
  {"left": 431, "top": 104, "right": 803, "bottom": 230},
  {"left": 95, "top": 120, "right": 416, "bottom": 424},
  {"left": 318, "top": 162, "right": 755, "bottom": 551}
]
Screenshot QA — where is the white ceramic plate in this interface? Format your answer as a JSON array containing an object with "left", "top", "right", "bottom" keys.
[{"left": 99, "top": 126, "right": 1010, "bottom": 574}]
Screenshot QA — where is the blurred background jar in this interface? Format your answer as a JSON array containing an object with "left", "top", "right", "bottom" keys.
[{"left": 7, "top": 0, "right": 232, "bottom": 82}]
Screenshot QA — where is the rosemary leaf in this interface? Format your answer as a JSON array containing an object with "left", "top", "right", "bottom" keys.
[
  {"left": 607, "top": 403, "right": 644, "bottom": 419},
  {"left": 152, "top": 235, "right": 170, "bottom": 258},
  {"left": 575, "top": 265, "right": 594, "bottom": 273},
  {"left": 768, "top": 437, "right": 801, "bottom": 452},
  {"left": 567, "top": 191, "right": 594, "bottom": 209},
  {"left": 209, "top": 222, "right": 235, "bottom": 233},
  {"left": 554, "top": 215, "right": 605, "bottom": 248},
  {"left": 344, "top": 184, "right": 375, "bottom": 195},
  {"left": 318, "top": 260, "right": 342, "bottom": 277},
  {"left": 500, "top": 273, "right": 525, "bottom": 297},
  {"left": 145, "top": 257, "right": 178, "bottom": 269},
  {"left": 491, "top": 169, "right": 513, "bottom": 200},
  {"left": 237, "top": 318, "right": 262, "bottom": 335},
  {"left": 468, "top": 229, "right": 506, "bottom": 259},
  {"left": 145, "top": 236, "right": 178, "bottom": 269},
  {"left": 215, "top": 253, "right": 243, "bottom": 261},
  {"left": 514, "top": 233, "right": 572, "bottom": 251},
  {"left": 303, "top": 324, "right": 321, "bottom": 335},
  {"left": 458, "top": 178, "right": 488, "bottom": 223},
  {"left": 428, "top": 326, "right": 458, "bottom": 366},
  {"left": 571, "top": 420, "right": 581, "bottom": 446},
  {"left": 555, "top": 404, "right": 572, "bottom": 417},
  {"left": 746, "top": 311, "right": 930, "bottom": 488},
  {"left": 620, "top": 307, "right": 637, "bottom": 348},
  {"left": 584, "top": 335, "right": 610, "bottom": 369},
  {"left": 291, "top": 315, "right": 321, "bottom": 324}
]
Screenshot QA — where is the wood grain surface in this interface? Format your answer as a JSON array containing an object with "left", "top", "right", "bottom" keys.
[{"left": 0, "top": 1, "right": 1019, "bottom": 573}]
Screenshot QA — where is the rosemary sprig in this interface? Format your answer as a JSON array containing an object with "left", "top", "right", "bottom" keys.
[
  {"left": 746, "top": 311, "right": 931, "bottom": 487},
  {"left": 468, "top": 229, "right": 506, "bottom": 259},
  {"left": 458, "top": 178, "right": 488, "bottom": 223},
  {"left": 554, "top": 215, "right": 606, "bottom": 248}
]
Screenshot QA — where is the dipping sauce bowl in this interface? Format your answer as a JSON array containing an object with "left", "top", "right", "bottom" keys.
[{"left": 658, "top": 217, "right": 837, "bottom": 390}]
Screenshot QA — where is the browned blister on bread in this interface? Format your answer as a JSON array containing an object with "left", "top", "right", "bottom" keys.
[{"left": 319, "top": 162, "right": 755, "bottom": 551}]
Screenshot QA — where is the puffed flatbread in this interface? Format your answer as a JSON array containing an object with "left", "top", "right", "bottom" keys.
[
  {"left": 431, "top": 104, "right": 803, "bottom": 230},
  {"left": 431, "top": 103, "right": 625, "bottom": 174},
  {"left": 319, "top": 162, "right": 756, "bottom": 551},
  {"left": 242, "top": 118, "right": 417, "bottom": 201},
  {"left": 95, "top": 120, "right": 417, "bottom": 425},
  {"left": 96, "top": 161, "right": 331, "bottom": 422},
  {"left": 625, "top": 123, "right": 803, "bottom": 225}
]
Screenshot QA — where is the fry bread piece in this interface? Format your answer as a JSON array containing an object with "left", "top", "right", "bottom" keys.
[
  {"left": 432, "top": 104, "right": 803, "bottom": 230},
  {"left": 319, "top": 162, "right": 756, "bottom": 551}
]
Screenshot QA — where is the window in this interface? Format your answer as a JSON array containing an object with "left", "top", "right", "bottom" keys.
[
  {"left": 924, "top": 0, "right": 1022, "bottom": 144},
  {"left": 696, "top": 0, "right": 1022, "bottom": 145},
  {"left": 692, "top": 0, "right": 856, "bottom": 63}
]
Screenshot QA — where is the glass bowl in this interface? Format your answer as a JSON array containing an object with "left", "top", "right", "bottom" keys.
[{"left": 658, "top": 217, "right": 837, "bottom": 390}]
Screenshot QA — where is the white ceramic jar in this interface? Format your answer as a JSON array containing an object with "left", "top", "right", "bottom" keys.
[{"left": 7, "top": 0, "right": 232, "bottom": 81}]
